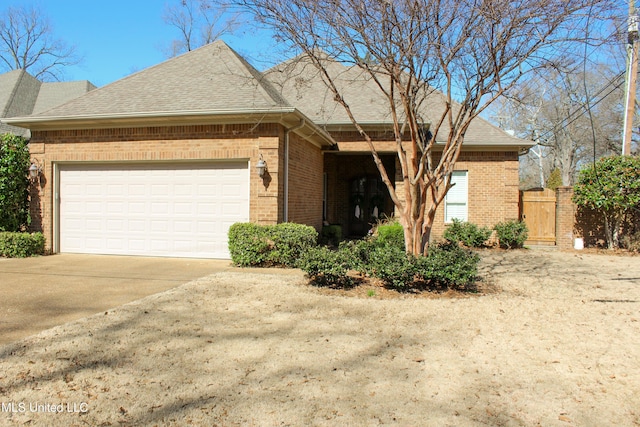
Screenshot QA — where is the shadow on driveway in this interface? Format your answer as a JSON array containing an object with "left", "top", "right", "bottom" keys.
[{"left": 0, "top": 254, "right": 234, "bottom": 345}]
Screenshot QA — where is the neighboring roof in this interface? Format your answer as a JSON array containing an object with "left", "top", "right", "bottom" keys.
[
  {"left": 0, "top": 70, "right": 41, "bottom": 136},
  {"left": 0, "top": 69, "right": 95, "bottom": 137}
]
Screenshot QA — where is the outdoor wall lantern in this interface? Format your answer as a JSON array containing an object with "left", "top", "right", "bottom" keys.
[
  {"left": 256, "top": 155, "right": 267, "bottom": 177},
  {"left": 29, "top": 162, "right": 41, "bottom": 181}
]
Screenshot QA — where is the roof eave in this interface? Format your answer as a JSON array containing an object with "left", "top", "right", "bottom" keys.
[{"left": 2, "top": 108, "right": 336, "bottom": 148}]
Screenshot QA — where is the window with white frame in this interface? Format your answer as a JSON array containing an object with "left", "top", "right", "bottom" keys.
[{"left": 444, "top": 171, "right": 468, "bottom": 222}]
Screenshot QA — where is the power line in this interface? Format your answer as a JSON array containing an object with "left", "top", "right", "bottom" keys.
[{"left": 535, "top": 70, "right": 626, "bottom": 142}]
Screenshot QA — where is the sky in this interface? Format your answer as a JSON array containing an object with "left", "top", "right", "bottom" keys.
[{"left": 8, "top": 0, "right": 278, "bottom": 87}]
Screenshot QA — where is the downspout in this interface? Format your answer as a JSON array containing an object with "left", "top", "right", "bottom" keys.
[{"left": 283, "top": 119, "right": 306, "bottom": 222}]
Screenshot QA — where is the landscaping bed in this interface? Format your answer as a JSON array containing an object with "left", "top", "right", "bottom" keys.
[{"left": 0, "top": 249, "right": 638, "bottom": 426}]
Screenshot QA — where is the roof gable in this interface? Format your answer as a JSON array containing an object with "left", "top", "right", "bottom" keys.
[
  {"left": 34, "top": 41, "right": 291, "bottom": 119},
  {"left": 265, "top": 55, "right": 393, "bottom": 125}
]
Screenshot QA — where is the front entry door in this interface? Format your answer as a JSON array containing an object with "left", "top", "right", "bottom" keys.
[{"left": 349, "top": 176, "right": 388, "bottom": 236}]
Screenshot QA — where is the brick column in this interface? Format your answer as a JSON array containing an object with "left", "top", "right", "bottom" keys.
[{"left": 555, "top": 186, "right": 575, "bottom": 250}]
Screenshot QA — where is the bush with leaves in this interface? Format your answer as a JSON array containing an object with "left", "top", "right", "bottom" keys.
[
  {"left": 228, "top": 223, "right": 270, "bottom": 266},
  {"left": 367, "top": 243, "right": 417, "bottom": 289},
  {"left": 320, "top": 224, "right": 342, "bottom": 246},
  {"left": 443, "top": 219, "right": 492, "bottom": 248},
  {"left": 0, "top": 232, "right": 45, "bottom": 257},
  {"left": 494, "top": 220, "right": 528, "bottom": 249},
  {"left": 0, "top": 134, "right": 31, "bottom": 232},
  {"left": 228, "top": 222, "right": 318, "bottom": 267},
  {"left": 573, "top": 155, "right": 640, "bottom": 249},
  {"left": 298, "top": 244, "right": 355, "bottom": 286},
  {"left": 417, "top": 242, "right": 480, "bottom": 290},
  {"left": 375, "top": 219, "right": 405, "bottom": 250},
  {"left": 267, "top": 222, "right": 318, "bottom": 266},
  {"left": 546, "top": 168, "right": 563, "bottom": 190}
]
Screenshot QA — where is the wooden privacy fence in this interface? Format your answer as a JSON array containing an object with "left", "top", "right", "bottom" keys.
[{"left": 520, "top": 188, "right": 557, "bottom": 245}]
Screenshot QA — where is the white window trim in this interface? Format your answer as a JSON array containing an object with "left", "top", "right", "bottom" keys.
[{"left": 444, "top": 170, "right": 468, "bottom": 223}]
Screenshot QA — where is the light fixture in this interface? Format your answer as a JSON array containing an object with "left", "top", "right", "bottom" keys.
[
  {"left": 256, "top": 155, "right": 267, "bottom": 177},
  {"left": 29, "top": 162, "right": 41, "bottom": 180}
]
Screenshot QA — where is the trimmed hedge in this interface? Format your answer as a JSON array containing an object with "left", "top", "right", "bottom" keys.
[
  {"left": 0, "top": 232, "right": 45, "bottom": 258},
  {"left": 299, "top": 237, "right": 480, "bottom": 291},
  {"left": 298, "top": 245, "right": 354, "bottom": 287},
  {"left": 228, "top": 222, "right": 318, "bottom": 267},
  {"left": 375, "top": 220, "right": 405, "bottom": 250},
  {"left": 443, "top": 219, "right": 492, "bottom": 248},
  {"left": 416, "top": 242, "right": 480, "bottom": 289},
  {"left": 494, "top": 220, "right": 528, "bottom": 249}
]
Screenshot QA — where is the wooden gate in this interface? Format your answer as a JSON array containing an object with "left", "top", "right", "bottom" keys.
[{"left": 520, "top": 189, "right": 556, "bottom": 245}]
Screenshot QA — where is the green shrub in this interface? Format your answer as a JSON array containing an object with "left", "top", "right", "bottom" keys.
[
  {"left": 367, "top": 243, "right": 416, "bottom": 289},
  {"left": 298, "top": 245, "right": 354, "bottom": 286},
  {"left": 228, "top": 222, "right": 318, "bottom": 267},
  {"left": 336, "top": 239, "right": 371, "bottom": 273},
  {"left": 375, "top": 220, "right": 405, "bottom": 251},
  {"left": 267, "top": 222, "right": 318, "bottom": 266},
  {"left": 299, "top": 236, "right": 480, "bottom": 291},
  {"left": 417, "top": 242, "right": 480, "bottom": 290},
  {"left": 320, "top": 224, "right": 342, "bottom": 246},
  {"left": 443, "top": 219, "right": 492, "bottom": 248},
  {"left": 0, "top": 232, "right": 45, "bottom": 258},
  {"left": 228, "top": 223, "right": 270, "bottom": 266},
  {"left": 493, "top": 220, "right": 528, "bottom": 249},
  {"left": 0, "top": 134, "right": 31, "bottom": 232},
  {"left": 546, "top": 168, "right": 563, "bottom": 191},
  {"left": 573, "top": 155, "right": 640, "bottom": 249}
]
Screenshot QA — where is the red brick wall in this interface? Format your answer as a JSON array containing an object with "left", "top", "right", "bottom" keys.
[
  {"left": 555, "top": 187, "right": 576, "bottom": 249},
  {"left": 556, "top": 186, "right": 640, "bottom": 249},
  {"left": 28, "top": 124, "right": 285, "bottom": 253},
  {"left": 394, "top": 151, "right": 520, "bottom": 241},
  {"left": 287, "top": 133, "right": 324, "bottom": 230}
]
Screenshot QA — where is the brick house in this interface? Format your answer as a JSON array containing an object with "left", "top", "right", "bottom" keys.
[{"left": 4, "top": 41, "right": 533, "bottom": 259}]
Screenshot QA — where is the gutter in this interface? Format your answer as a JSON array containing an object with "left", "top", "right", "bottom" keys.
[{"left": 283, "top": 119, "right": 306, "bottom": 222}]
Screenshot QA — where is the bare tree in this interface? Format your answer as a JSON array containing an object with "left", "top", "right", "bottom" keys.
[
  {"left": 163, "top": 0, "right": 241, "bottom": 57},
  {"left": 237, "top": 0, "right": 615, "bottom": 255},
  {"left": 494, "top": 65, "right": 624, "bottom": 187},
  {"left": 0, "top": 4, "right": 79, "bottom": 81}
]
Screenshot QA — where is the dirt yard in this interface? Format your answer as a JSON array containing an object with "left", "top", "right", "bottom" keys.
[{"left": 0, "top": 249, "right": 638, "bottom": 426}]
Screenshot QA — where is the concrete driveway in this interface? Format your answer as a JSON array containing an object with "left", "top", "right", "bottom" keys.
[{"left": 0, "top": 254, "right": 235, "bottom": 346}]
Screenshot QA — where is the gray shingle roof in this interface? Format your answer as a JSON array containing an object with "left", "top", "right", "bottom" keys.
[
  {"left": 0, "top": 69, "right": 95, "bottom": 137},
  {"left": 4, "top": 41, "right": 530, "bottom": 149},
  {"left": 0, "top": 70, "right": 41, "bottom": 136},
  {"left": 265, "top": 54, "right": 395, "bottom": 125},
  {"left": 265, "top": 54, "right": 531, "bottom": 147},
  {"left": 32, "top": 41, "right": 291, "bottom": 119},
  {"left": 33, "top": 80, "right": 97, "bottom": 114}
]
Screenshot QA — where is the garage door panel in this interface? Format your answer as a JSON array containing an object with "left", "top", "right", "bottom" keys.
[{"left": 59, "top": 162, "right": 249, "bottom": 258}]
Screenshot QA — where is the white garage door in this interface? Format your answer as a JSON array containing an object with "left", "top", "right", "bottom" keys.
[{"left": 59, "top": 162, "right": 249, "bottom": 259}]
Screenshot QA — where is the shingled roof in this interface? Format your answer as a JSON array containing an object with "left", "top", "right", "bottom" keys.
[
  {"left": 15, "top": 41, "right": 293, "bottom": 125},
  {"left": 265, "top": 54, "right": 531, "bottom": 148},
  {"left": 5, "top": 41, "right": 530, "bottom": 149},
  {"left": 0, "top": 69, "right": 95, "bottom": 137}
]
